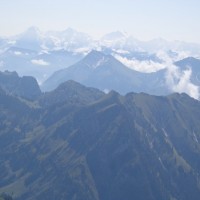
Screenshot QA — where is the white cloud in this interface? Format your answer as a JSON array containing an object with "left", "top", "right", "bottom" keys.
[
  {"left": 114, "top": 54, "right": 165, "bottom": 73},
  {"left": 115, "top": 51, "right": 200, "bottom": 100},
  {"left": 74, "top": 47, "right": 90, "bottom": 54},
  {"left": 31, "top": 59, "right": 49, "bottom": 66},
  {"left": 156, "top": 50, "right": 190, "bottom": 62},
  {"left": 156, "top": 51, "right": 173, "bottom": 63},
  {"left": 14, "top": 51, "right": 22, "bottom": 56},
  {"left": 103, "top": 89, "right": 110, "bottom": 94},
  {"left": 153, "top": 51, "right": 200, "bottom": 100},
  {"left": 114, "top": 49, "right": 130, "bottom": 54},
  {"left": 166, "top": 64, "right": 200, "bottom": 100},
  {"left": 175, "top": 51, "right": 191, "bottom": 61},
  {"left": 8, "top": 40, "right": 16, "bottom": 45}
]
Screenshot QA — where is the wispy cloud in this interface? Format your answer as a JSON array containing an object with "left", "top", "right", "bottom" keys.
[
  {"left": 114, "top": 54, "right": 165, "bottom": 73},
  {"left": 151, "top": 51, "right": 200, "bottom": 99},
  {"left": 115, "top": 51, "right": 200, "bottom": 99},
  {"left": 31, "top": 59, "right": 49, "bottom": 66},
  {"left": 158, "top": 50, "right": 200, "bottom": 100},
  {"left": 156, "top": 50, "right": 190, "bottom": 62},
  {"left": 166, "top": 65, "right": 199, "bottom": 100}
]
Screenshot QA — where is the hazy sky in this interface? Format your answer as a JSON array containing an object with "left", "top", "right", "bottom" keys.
[{"left": 0, "top": 0, "right": 200, "bottom": 42}]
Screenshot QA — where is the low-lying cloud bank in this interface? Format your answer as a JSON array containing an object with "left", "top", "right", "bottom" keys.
[
  {"left": 114, "top": 54, "right": 165, "bottom": 73},
  {"left": 166, "top": 65, "right": 200, "bottom": 100},
  {"left": 159, "top": 52, "right": 200, "bottom": 100},
  {"left": 31, "top": 59, "right": 49, "bottom": 66},
  {"left": 115, "top": 52, "right": 200, "bottom": 100}
]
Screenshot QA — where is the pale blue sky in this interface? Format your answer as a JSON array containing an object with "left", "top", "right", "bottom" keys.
[{"left": 0, "top": 0, "right": 200, "bottom": 42}]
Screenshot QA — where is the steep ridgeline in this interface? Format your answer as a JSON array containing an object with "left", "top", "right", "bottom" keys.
[
  {"left": 41, "top": 50, "right": 167, "bottom": 95},
  {"left": 38, "top": 80, "right": 104, "bottom": 107},
  {"left": 1, "top": 81, "right": 200, "bottom": 200},
  {"left": 0, "top": 71, "right": 41, "bottom": 100}
]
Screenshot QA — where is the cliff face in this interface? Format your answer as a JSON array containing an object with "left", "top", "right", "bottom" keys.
[{"left": 0, "top": 71, "right": 41, "bottom": 100}]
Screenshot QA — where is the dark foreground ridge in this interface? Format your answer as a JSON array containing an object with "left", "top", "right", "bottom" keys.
[{"left": 1, "top": 80, "right": 200, "bottom": 200}]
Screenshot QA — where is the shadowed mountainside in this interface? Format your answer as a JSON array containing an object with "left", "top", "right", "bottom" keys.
[
  {"left": 0, "top": 81, "right": 200, "bottom": 200},
  {"left": 0, "top": 71, "right": 41, "bottom": 100}
]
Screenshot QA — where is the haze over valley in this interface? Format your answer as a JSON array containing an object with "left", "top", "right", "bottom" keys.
[
  {"left": 1, "top": 1, "right": 200, "bottom": 200},
  {"left": 0, "top": 27, "right": 200, "bottom": 99}
]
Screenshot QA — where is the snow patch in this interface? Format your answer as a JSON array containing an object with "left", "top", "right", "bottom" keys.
[
  {"left": 193, "top": 132, "right": 199, "bottom": 143},
  {"left": 162, "top": 128, "right": 169, "bottom": 138},
  {"left": 92, "top": 56, "right": 108, "bottom": 69}
]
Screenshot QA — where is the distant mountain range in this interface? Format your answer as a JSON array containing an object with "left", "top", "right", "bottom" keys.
[
  {"left": 41, "top": 50, "right": 200, "bottom": 100},
  {"left": 1, "top": 27, "right": 200, "bottom": 200},
  {"left": 1, "top": 79, "right": 200, "bottom": 200},
  {"left": 41, "top": 50, "right": 168, "bottom": 95},
  {"left": 0, "top": 27, "right": 200, "bottom": 84},
  {"left": 0, "top": 27, "right": 200, "bottom": 100},
  {"left": 3, "top": 27, "right": 200, "bottom": 54},
  {"left": 0, "top": 45, "right": 84, "bottom": 83}
]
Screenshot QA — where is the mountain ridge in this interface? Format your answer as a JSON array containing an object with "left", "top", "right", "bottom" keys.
[
  {"left": 1, "top": 81, "right": 200, "bottom": 199},
  {"left": 0, "top": 70, "right": 41, "bottom": 100},
  {"left": 41, "top": 50, "right": 167, "bottom": 96}
]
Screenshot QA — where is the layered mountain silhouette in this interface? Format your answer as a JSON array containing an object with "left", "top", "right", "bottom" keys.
[
  {"left": 42, "top": 50, "right": 167, "bottom": 95},
  {"left": 0, "top": 46, "right": 83, "bottom": 82},
  {"left": 0, "top": 71, "right": 41, "bottom": 100},
  {"left": 39, "top": 80, "right": 104, "bottom": 107},
  {"left": 0, "top": 27, "right": 200, "bottom": 95},
  {"left": 1, "top": 79, "right": 200, "bottom": 200}
]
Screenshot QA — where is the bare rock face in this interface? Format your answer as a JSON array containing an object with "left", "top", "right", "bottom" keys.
[{"left": 0, "top": 70, "right": 41, "bottom": 100}]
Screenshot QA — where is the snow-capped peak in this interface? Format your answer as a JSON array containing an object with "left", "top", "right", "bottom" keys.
[
  {"left": 101, "top": 31, "right": 127, "bottom": 41},
  {"left": 19, "top": 26, "right": 43, "bottom": 39}
]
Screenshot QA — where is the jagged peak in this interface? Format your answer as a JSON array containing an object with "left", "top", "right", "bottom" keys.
[
  {"left": 18, "top": 26, "right": 42, "bottom": 40},
  {"left": 85, "top": 50, "right": 105, "bottom": 58},
  {"left": 23, "top": 26, "right": 41, "bottom": 35}
]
